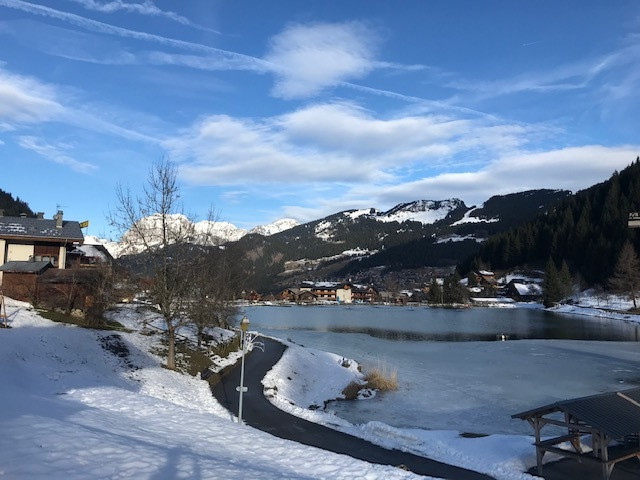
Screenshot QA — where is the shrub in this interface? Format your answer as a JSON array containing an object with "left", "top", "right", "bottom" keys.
[
  {"left": 342, "top": 381, "right": 363, "bottom": 400},
  {"left": 365, "top": 367, "right": 398, "bottom": 391}
]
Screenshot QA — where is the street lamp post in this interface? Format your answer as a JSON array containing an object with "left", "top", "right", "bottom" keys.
[{"left": 237, "top": 316, "right": 250, "bottom": 425}]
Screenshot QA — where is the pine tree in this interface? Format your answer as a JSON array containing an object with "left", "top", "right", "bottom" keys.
[
  {"left": 558, "top": 260, "right": 573, "bottom": 300},
  {"left": 608, "top": 241, "right": 640, "bottom": 309},
  {"left": 543, "top": 258, "right": 560, "bottom": 307},
  {"left": 427, "top": 279, "right": 443, "bottom": 304}
]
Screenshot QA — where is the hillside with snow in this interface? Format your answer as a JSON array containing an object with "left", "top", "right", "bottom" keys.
[{"left": 228, "top": 190, "right": 569, "bottom": 290}]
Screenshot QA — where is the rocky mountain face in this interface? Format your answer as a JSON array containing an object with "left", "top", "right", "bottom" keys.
[{"left": 102, "top": 215, "right": 299, "bottom": 258}]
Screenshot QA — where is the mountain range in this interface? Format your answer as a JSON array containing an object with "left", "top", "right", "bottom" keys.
[{"left": 223, "top": 189, "right": 571, "bottom": 291}]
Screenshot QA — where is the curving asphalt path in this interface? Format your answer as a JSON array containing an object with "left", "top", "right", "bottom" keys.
[{"left": 211, "top": 337, "right": 493, "bottom": 480}]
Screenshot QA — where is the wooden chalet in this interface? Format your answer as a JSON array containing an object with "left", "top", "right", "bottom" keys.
[
  {"left": 513, "top": 387, "right": 640, "bottom": 480},
  {"left": 504, "top": 280, "right": 543, "bottom": 302},
  {"left": 0, "top": 210, "right": 87, "bottom": 305},
  {"left": 277, "top": 288, "right": 300, "bottom": 302},
  {"left": 0, "top": 210, "right": 83, "bottom": 277},
  {"left": 297, "top": 290, "right": 317, "bottom": 304},
  {"left": 351, "top": 284, "right": 379, "bottom": 303}
]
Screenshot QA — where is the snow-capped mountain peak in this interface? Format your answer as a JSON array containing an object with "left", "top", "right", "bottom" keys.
[
  {"left": 377, "top": 199, "right": 465, "bottom": 225},
  {"left": 250, "top": 218, "right": 299, "bottom": 236}
]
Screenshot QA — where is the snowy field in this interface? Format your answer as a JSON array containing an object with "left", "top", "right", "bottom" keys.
[
  {"left": 0, "top": 300, "right": 423, "bottom": 480},
  {"left": 2, "top": 295, "right": 638, "bottom": 479}
]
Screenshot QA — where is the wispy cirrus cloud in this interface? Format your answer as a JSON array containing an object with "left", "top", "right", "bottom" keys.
[
  {"left": 449, "top": 42, "right": 640, "bottom": 101},
  {"left": 0, "top": 3, "right": 445, "bottom": 102},
  {"left": 17, "top": 136, "right": 98, "bottom": 173},
  {"left": 0, "top": 0, "right": 265, "bottom": 71},
  {"left": 65, "top": 0, "right": 219, "bottom": 33},
  {"left": 0, "top": 64, "right": 159, "bottom": 144}
]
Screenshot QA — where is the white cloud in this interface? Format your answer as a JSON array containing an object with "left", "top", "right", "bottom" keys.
[
  {"left": 0, "top": 70, "right": 63, "bottom": 124},
  {"left": 167, "top": 102, "right": 539, "bottom": 188},
  {"left": 167, "top": 114, "right": 387, "bottom": 185},
  {"left": 270, "top": 145, "right": 640, "bottom": 224},
  {"left": 17, "top": 136, "right": 98, "bottom": 173},
  {"left": 264, "top": 22, "right": 379, "bottom": 99},
  {"left": 355, "top": 145, "right": 640, "bottom": 207}
]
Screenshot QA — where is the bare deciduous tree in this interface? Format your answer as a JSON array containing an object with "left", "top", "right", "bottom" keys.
[
  {"left": 186, "top": 247, "right": 241, "bottom": 348},
  {"left": 109, "top": 159, "right": 236, "bottom": 369}
]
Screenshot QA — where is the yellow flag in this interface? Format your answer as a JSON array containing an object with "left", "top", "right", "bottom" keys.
[{"left": 79, "top": 220, "right": 89, "bottom": 228}]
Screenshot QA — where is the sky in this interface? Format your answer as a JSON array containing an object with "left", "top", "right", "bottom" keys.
[{"left": 1, "top": 0, "right": 639, "bottom": 238}]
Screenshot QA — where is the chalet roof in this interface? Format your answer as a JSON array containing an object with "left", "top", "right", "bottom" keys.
[
  {"left": 38, "top": 268, "right": 100, "bottom": 284},
  {"left": 0, "top": 260, "right": 52, "bottom": 274},
  {"left": 75, "top": 244, "right": 113, "bottom": 262},
  {"left": 0, "top": 215, "right": 83, "bottom": 242},
  {"left": 513, "top": 387, "right": 640, "bottom": 439},
  {"left": 512, "top": 282, "right": 542, "bottom": 296}
]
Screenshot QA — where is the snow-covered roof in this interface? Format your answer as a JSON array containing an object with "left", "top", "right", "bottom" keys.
[
  {"left": 0, "top": 215, "right": 83, "bottom": 241},
  {"left": 513, "top": 283, "right": 542, "bottom": 296}
]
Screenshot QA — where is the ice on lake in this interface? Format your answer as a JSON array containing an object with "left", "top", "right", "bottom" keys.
[{"left": 242, "top": 305, "right": 640, "bottom": 435}]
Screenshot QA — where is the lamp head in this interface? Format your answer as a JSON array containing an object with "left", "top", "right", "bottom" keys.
[{"left": 240, "top": 316, "right": 250, "bottom": 332}]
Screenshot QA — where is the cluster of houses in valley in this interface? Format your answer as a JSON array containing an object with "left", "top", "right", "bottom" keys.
[
  {"left": 241, "top": 270, "right": 544, "bottom": 306},
  {"left": 0, "top": 210, "right": 113, "bottom": 317}
]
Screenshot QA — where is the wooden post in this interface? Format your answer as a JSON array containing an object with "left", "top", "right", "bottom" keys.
[
  {"left": 533, "top": 416, "right": 544, "bottom": 475},
  {"left": 0, "top": 288, "right": 8, "bottom": 327}
]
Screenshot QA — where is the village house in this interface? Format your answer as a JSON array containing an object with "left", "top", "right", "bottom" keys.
[
  {"left": 351, "top": 284, "right": 379, "bottom": 303},
  {"left": 0, "top": 211, "right": 107, "bottom": 312},
  {"left": 469, "top": 270, "right": 498, "bottom": 296},
  {"left": 276, "top": 287, "right": 300, "bottom": 302},
  {"left": 307, "top": 282, "right": 352, "bottom": 303},
  {"left": 504, "top": 279, "right": 543, "bottom": 302},
  {"left": 0, "top": 210, "right": 84, "bottom": 280}
]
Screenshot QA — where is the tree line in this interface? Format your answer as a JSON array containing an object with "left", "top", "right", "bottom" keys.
[{"left": 461, "top": 158, "right": 640, "bottom": 288}]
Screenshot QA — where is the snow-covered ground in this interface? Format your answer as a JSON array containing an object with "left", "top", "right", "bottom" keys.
[
  {"left": 3, "top": 293, "right": 638, "bottom": 479},
  {"left": 556, "top": 290, "right": 640, "bottom": 325},
  {"left": 0, "top": 299, "right": 424, "bottom": 479}
]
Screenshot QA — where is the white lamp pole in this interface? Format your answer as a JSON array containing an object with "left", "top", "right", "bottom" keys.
[{"left": 237, "top": 316, "right": 250, "bottom": 425}]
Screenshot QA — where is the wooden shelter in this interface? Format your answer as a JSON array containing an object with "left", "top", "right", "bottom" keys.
[{"left": 513, "top": 387, "right": 640, "bottom": 480}]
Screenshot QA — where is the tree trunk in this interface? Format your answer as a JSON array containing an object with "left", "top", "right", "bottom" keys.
[{"left": 167, "top": 326, "right": 176, "bottom": 370}]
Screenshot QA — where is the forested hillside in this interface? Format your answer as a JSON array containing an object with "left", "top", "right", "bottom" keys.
[
  {"left": 0, "top": 189, "right": 34, "bottom": 217},
  {"left": 461, "top": 158, "right": 640, "bottom": 286}
]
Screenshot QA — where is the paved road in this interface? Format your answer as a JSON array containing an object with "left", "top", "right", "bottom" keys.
[{"left": 211, "top": 337, "right": 493, "bottom": 480}]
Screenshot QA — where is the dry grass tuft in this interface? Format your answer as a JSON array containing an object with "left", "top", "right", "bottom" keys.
[{"left": 364, "top": 367, "right": 398, "bottom": 391}]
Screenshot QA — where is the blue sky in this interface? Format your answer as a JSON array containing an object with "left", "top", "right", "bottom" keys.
[{"left": 1, "top": 0, "right": 639, "bottom": 237}]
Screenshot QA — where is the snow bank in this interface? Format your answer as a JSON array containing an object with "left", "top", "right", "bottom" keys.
[{"left": 262, "top": 340, "right": 367, "bottom": 410}]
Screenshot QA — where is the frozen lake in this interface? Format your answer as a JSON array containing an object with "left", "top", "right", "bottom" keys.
[{"left": 242, "top": 305, "right": 640, "bottom": 434}]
